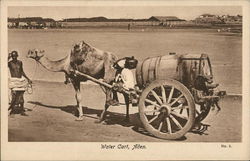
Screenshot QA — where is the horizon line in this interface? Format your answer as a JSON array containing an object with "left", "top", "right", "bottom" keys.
[{"left": 7, "top": 13, "right": 242, "bottom": 21}]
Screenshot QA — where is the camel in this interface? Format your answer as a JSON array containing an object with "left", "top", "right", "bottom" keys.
[{"left": 27, "top": 41, "right": 131, "bottom": 122}]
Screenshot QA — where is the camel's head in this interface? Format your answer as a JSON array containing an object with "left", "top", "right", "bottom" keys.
[
  {"left": 27, "top": 49, "right": 45, "bottom": 61},
  {"left": 71, "top": 41, "right": 93, "bottom": 56}
]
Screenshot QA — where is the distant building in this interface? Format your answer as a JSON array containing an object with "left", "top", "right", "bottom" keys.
[
  {"left": 18, "top": 22, "right": 28, "bottom": 28},
  {"left": 43, "top": 18, "right": 56, "bottom": 27},
  {"left": 148, "top": 16, "right": 186, "bottom": 26},
  {"left": 8, "top": 17, "right": 56, "bottom": 29},
  {"left": 195, "top": 14, "right": 242, "bottom": 25},
  {"left": 30, "top": 21, "right": 37, "bottom": 26},
  {"left": 195, "top": 14, "right": 222, "bottom": 24},
  {"left": 199, "top": 14, "right": 215, "bottom": 18},
  {"left": 221, "top": 14, "right": 242, "bottom": 24},
  {"left": 8, "top": 22, "right": 16, "bottom": 28}
]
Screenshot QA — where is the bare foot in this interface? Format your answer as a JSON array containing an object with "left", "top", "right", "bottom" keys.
[
  {"left": 21, "top": 112, "right": 28, "bottom": 116},
  {"left": 25, "top": 108, "right": 33, "bottom": 111},
  {"left": 94, "top": 119, "right": 108, "bottom": 125},
  {"left": 75, "top": 115, "right": 84, "bottom": 121},
  {"left": 9, "top": 114, "right": 15, "bottom": 118},
  {"left": 95, "top": 119, "right": 105, "bottom": 124},
  {"left": 94, "top": 119, "right": 103, "bottom": 124},
  {"left": 101, "top": 121, "right": 108, "bottom": 125}
]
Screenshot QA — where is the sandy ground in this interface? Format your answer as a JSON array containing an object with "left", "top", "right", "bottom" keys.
[{"left": 8, "top": 80, "right": 242, "bottom": 142}]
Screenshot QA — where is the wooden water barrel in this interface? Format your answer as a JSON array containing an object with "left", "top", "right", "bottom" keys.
[
  {"left": 136, "top": 53, "right": 179, "bottom": 88},
  {"left": 136, "top": 53, "right": 212, "bottom": 89},
  {"left": 178, "top": 54, "right": 212, "bottom": 89}
]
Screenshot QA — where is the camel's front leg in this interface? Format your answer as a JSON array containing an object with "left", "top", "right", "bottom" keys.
[{"left": 72, "top": 80, "right": 84, "bottom": 121}]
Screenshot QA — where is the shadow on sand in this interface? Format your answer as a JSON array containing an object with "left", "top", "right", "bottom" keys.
[
  {"left": 28, "top": 101, "right": 142, "bottom": 127},
  {"left": 27, "top": 101, "right": 209, "bottom": 141}
]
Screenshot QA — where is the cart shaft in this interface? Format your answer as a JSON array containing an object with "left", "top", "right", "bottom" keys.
[{"left": 75, "top": 70, "right": 113, "bottom": 89}]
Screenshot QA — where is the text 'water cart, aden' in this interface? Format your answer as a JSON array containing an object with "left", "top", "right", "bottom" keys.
[{"left": 75, "top": 53, "right": 226, "bottom": 140}]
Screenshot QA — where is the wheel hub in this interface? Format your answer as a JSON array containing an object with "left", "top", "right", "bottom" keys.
[{"left": 160, "top": 104, "right": 172, "bottom": 117}]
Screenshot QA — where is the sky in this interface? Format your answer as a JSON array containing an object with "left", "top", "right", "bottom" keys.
[{"left": 8, "top": 6, "right": 242, "bottom": 20}]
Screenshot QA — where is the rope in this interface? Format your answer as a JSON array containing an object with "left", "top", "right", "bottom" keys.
[
  {"left": 99, "top": 84, "right": 107, "bottom": 94},
  {"left": 26, "top": 61, "right": 39, "bottom": 95},
  {"left": 25, "top": 61, "right": 40, "bottom": 111},
  {"left": 26, "top": 83, "right": 33, "bottom": 94},
  {"left": 30, "top": 61, "right": 39, "bottom": 81}
]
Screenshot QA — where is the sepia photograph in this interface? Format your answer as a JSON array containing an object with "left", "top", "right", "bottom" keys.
[{"left": 1, "top": 0, "right": 250, "bottom": 160}]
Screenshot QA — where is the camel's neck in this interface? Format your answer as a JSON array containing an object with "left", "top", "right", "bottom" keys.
[{"left": 38, "top": 55, "right": 69, "bottom": 72}]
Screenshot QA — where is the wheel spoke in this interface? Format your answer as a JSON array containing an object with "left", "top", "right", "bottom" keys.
[
  {"left": 166, "top": 117, "right": 172, "bottom": 134},
  {"left": 170, "top": 94, "right": 184, "bottom": 106},
  {"left": 158, "top": 122, "right": 163, "bottom": 131},
  {"left": 180, "top": 108, "right": 183, "bottom": 114},
  {"left": 150, "top": 90, "right": 163, "bottom": 105},
  {"left": 144, "top": 109, "right": 160, "bottom": 114},
  {"left": 170, "top": 115, "right": 183, "bottom": 129},
  {"left": 171, "top": 111, "right": 188, "bottom": 120},
  {"left": 148, "top": 114, "right": 159, "bottom": 124},
  {"left": 167, "top": 86, "right": 174, "bottom": 103},
  {"left": 196, "top": 109, "right": 201, "bottom": 115},
  {"left": 145, "top": 99, "right": 161, "bottom": 108},
  {"left": 161, "top": 85, "right": 167, "bottom": 103},
  {"left": 172, "top": 104, "right": 188, "bottom": 110},
  {"left": 176, "top": 103, "right": 183, "bottom": 108}
]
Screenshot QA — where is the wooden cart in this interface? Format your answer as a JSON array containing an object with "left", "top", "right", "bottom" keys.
[{"left": 75, "top": 53, "right": 226, "bottom": 140}]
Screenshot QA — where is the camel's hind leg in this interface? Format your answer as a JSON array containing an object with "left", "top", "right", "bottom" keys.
[
  {"left": 94, "top": 85, "right": 112, "bottom": 123},
  {"left": 96, "top": 103, "right": 110, "bottom": 123},
  {"left": 103, "top": 52, "right": 117, "bottom": 104},
  {"left": 72, "top": 80, "right": 84, "bottom": 121}
]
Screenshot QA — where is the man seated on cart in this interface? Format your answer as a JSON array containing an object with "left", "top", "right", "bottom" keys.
[
  {"left": 8, "top": 50, "right": 32, "bottom": 116},
  {"left": 112, "top": 56, "right": 138, "bottom": 105}
]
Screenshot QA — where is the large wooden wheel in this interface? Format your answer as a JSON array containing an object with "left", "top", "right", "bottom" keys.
[{"left": 138, "top": 79, "right": 195, "bottom": 140}]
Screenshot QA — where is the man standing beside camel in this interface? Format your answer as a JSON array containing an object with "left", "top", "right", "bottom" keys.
[{"left": 8, "top": 50, "right": 32, "bottom": 116}]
